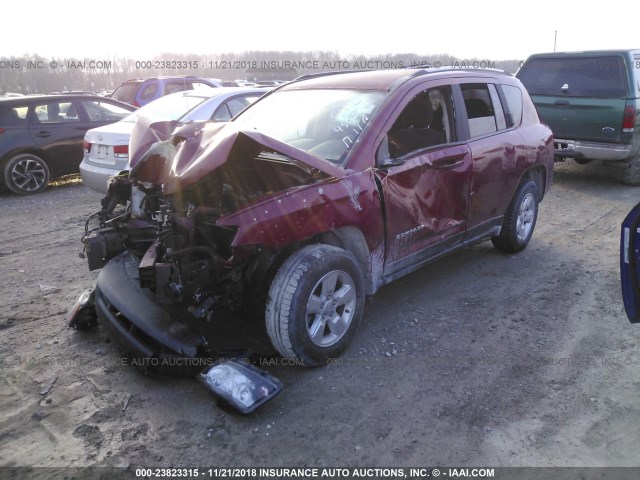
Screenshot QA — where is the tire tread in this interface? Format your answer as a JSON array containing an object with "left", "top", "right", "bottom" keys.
[{"left": 266, "top": 244, "right": 363, "bottom": 366}]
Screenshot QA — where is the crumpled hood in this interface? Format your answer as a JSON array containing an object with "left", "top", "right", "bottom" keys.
[{"left": 128, "top": 118, "right": 346, "bottom": 194}]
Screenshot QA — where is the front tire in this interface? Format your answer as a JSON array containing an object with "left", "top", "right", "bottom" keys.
[
  {"left": 491, "top": 180, "right": 539, "bottom": 253},
  {"left": 3, "top": 154, "right": 50, "bottom": 195},
  {"left": 266, "top": 244, "right": 365, "bottom": 366}
]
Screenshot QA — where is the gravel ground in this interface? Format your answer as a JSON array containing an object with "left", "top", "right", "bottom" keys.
[{"left": 0, "top": 161, "right": 639, "bottom": 472}]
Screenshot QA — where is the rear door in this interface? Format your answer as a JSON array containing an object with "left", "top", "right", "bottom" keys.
[
  {"left": 517, "top": 56, "right": 628, "bottom": 143},
  {"left": 28, "top": 99, "right": 87, "bottom": 174},
  {"left": 460, "top": 82, "right": 527, "bottom": 231},
  {"left": 621, "top": 202, "right": 640, "bottom": 323}
]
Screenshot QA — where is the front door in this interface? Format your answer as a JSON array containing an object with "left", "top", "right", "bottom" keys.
[
  {"left": 373, "top": 85, "right": 472, "bottom": 280},
  {"left": 622, "top": 202, "right": 640, "bottom": 323}
]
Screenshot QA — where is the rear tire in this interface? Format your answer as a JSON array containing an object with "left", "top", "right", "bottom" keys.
[
  {"left": 3, "top": 154, "right": 50, "bottom": 195},
  {"left": 491, "top": 180, "right": 539, "bottom": 253},
  {"left": 266, "top": 244, "right": 365, "bottom": 367},
  {"left": 574, "top": 158, "right": 591, "bottom": 165},
  {"left": 621, "top": 153, "right": 640, "bottom": 186}
]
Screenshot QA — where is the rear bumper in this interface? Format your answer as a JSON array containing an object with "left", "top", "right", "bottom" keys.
[
  {"left": 79, "top": 159, "right": 124, "bottom": 194},
  {"left": 554, "top": 139, "right": 633, "bottom": 161}
]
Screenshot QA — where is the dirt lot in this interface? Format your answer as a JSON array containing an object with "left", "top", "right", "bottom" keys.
[{"left": 1, "top": 161, "right": 639, "bottom": 471}]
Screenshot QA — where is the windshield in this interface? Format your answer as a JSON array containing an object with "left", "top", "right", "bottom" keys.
[
  {"left": 122, "top": 94, "right": 210, "bottom": 123},
  {"left": 233, "top": 89, "right": 385, "bottom": 164}
]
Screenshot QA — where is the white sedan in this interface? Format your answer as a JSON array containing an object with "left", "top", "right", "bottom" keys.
[{"left": 79, "top": 87, "right": 267, "bottom": 193}]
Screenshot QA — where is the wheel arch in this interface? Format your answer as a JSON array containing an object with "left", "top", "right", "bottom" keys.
[
  {"left": 316, "top": 226, "right": 374, "bottom": 295},
  {"left": 521, "top": 165, "right": 547, "bottom": 201},
  {"left": 243, "top": 226, "right": 376, "bottom": 298}
]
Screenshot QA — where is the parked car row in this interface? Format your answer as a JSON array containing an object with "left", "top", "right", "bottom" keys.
[
  {"left": 0, "top": 83, "right": 270, "bottom": 194},
  {"left": 80, "top": 87, "right": 266, "bottom": 193},
  {"left": 109, "top": 76, "right": 219, "bottom": 107}
]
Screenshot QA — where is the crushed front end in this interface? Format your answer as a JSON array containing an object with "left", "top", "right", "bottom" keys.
[
  {"left": 70, "top": 120, "right": 337, "bottom": 374},
  {"left": 80, "top": 171, "right": 282, "bottom": 374}
]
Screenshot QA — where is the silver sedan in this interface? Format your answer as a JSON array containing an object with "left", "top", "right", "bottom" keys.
[{"left": 80, "top": 87, "right": 268, "bottom": 193}]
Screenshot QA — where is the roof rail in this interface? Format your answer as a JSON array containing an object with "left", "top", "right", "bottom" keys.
[
  {"left": 426, "top": 66, "right": 509, "bottom": 75},
  {"left": 292, "top": 70, "right": 370, "bottom": 83},
  {"left": 386, "top": 68, "right": 429, "bottom": 92}
]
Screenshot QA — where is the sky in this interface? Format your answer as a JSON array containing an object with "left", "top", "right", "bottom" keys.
[{"left": 1, "top": 0, "right": 637, "bottom": 62}]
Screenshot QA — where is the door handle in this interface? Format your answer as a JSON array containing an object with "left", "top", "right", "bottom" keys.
[
  {"left": 429, "top": 153, "right": 466, "bottom": 170},
  {"left": 34, "top": 131, "right": 51, "bottom": 138},
  {"left": 554, "top": 100, "right": 570, "bottom": 106}
]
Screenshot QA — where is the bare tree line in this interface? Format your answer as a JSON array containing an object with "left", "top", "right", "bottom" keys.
[{"left": 0, "top": 52, "right": 523, "bottom": 95}]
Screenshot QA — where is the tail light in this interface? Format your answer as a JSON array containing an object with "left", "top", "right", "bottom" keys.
[
  {"left": 113, "top": 145, "right": 129, "bottom": 158},
  {"left": 131, "top": 101, "right": 140, "bottom": 108},
  {"left": 622, "top": 106, "right": 636, "bottom": 133},
  {"left": 0, "top": 128, "right": 5, "bottom": 134},
  {"left": 83, "top": 140, "right": 92, "bottom": 152}
]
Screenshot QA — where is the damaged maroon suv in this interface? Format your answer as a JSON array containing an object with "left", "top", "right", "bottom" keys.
[{"left": 70, "top": 68, "right": 553, "bottom": 390}]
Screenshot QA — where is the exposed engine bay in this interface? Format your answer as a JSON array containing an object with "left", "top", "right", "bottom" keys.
[{"left": 81, "top": 144, "right": 330, "bottom": 362}]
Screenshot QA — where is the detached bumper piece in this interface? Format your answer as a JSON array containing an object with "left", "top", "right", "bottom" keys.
[
  {"left": 87, "top": 251, "right": 283, "bottom": 413},
  {"left": 199, "top": 359, "right": 282, "bottom": 414},
  {"left": 94, "top": 251, "right": 210, "bottom": 375}
]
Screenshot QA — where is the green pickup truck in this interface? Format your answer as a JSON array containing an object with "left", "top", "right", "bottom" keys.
[{"left": 517, "top": 50, "right": 640, "bottom": 185}]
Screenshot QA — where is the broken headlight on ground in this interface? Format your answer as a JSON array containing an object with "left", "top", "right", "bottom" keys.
[
  {"left": 67, "top": 288, "right": 97, "bottom": 330},
  {"left": 199, "top": 359, "right": 282, "bottom": 414}
]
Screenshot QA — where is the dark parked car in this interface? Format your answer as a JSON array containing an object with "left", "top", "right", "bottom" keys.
[
  {"left": 621, "top": 202, "right": 640, "bottom": 323},
  {"left": 110, "top": 76, "right": 217, "bottom": 107},
  {"left": 517, "top": 50, "right": 640, "bottom": 185},
  {"left": 71, "top": 68, "right": 553, "bottom": 390},
  {"left": 0, "top": 95, "right": 135, "bottom": 194}
]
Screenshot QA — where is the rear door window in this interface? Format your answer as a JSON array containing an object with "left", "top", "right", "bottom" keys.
[
  {"left": 518, "top": 56, "right": 628, "bottom": 97},
  {"left": 212, "top": 96, "right": 257, "bottom": 122},
  {"left": 32, "top": 101, "right": 81, "bottom": 123},
  {"left": 164, "top": 82, "right": 188, "bottom": 95},
  {"left": 227, "top": 96, "right": 259, "bottom": 117},
  {"left": 461, "top": 84, "right": 498, "bottom": 138}
]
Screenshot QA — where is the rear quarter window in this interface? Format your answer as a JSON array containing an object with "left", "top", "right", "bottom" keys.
[
  {"left": 112, "top": 83, "right": 139, "bottom": 103},
  {"left": 81, "top": 100, "right": 132, "bottom": 121},
  {"left": 518, "top": 56, "right": 628, "bottom": 98},
  {"left": 140, "top": 83, "right": 159, "bottom": 101},
  {"left": 500, "top": 85, "right": 523, "bottom": 127},
  {"left": 0, "top": 105, "right": 28, "bottom": 126}
]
